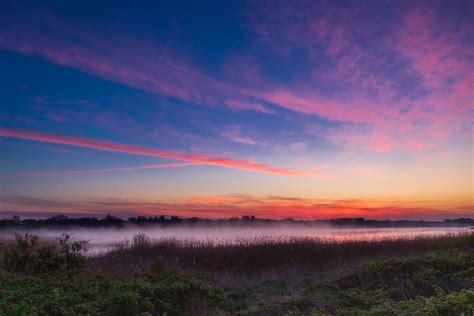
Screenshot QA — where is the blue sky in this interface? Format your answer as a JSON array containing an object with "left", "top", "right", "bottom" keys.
[{"left": 0, "top": 0, "right": 472, "bottom": 219}]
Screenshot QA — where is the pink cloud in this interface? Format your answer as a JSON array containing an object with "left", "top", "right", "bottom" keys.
[
  {"left": 0, "top": 14, "right": 286, "bottom": 119},
  {"left": 396, "top": 7, "right": 472, "bottom": 89},
  {"left": 0, "top": 127, "right": 302, "bottom": 176},
  {"left": 244, "top": 87, "right": 401, "bottom": 131},
  {"left": 1, "top": 5, "right": 471, "bottom": 155},
  {"left": 246, "top": 3, "right": 472, "bottom": 153},
  {"left": 0, "top": 14, "right": 239, "bottom": 109},
  {"left": 227, "top": 7, "right": 469, "bottom": 154}
]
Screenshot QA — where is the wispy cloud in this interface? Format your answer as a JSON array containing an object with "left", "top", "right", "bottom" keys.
[
  {"left": 221, "top": 126, "right": 257, "bottom": 145},
  {"left": 246, "top": 1, "right": 473, "bottom": 152},
  {"left": 0, "top": 12, "right": 245, "bottom": 111},
  {"left": 0, "top": 162, "right": 198, "bottom": 179},
  {"left": 1, "top": 3, "right": 471, "bottom": 154},
  {"left": 0, "top": 127, "right": 301, "bottom": 176},
  {"left": 224, "top": 100, "right": 274, "bottom": 114}
]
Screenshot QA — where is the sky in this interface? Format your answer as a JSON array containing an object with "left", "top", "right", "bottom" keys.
[{"left": 0, "top": 0, "right": 472, "bottom": 220}]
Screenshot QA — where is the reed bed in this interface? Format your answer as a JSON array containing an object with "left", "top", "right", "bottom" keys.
[{"left": 88, "top": 232, "right": 473, "bottom": 278}]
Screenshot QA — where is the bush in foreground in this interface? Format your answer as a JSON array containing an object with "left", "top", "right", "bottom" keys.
[{"left": 2, "top": 233, "right": 86, "bottom": 274}]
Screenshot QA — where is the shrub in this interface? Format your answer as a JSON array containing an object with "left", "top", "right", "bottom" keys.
[
  {"left": 2, "top": 233, "right": 39, "bottom": 273},
  {"left": 56, "top": 233, "right": 87, "bottom": 270},
  {"left": 132, "top": 233, "right": 151, "bottom": 249},
  {"left": 2, "top": 233, "right": 87, "bottom": 274}
]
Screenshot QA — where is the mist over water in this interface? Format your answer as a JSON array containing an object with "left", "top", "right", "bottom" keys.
[{"left": 1, "top": 225, "right": 471, "bottom": 254}]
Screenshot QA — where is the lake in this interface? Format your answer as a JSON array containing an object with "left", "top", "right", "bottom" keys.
[{"left": 1, "top": 225, "right": 471, "bottom": 254}]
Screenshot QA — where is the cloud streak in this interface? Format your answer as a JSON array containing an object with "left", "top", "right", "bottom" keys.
[
  {"left": 0, "top": 162, "right": 198, "bottom": 179},
  {"left": 0, "top": 127, "right": 301, "bottom": 176},
  {"left": 0, "top": 12, "right": 239, "bottom": 110}
]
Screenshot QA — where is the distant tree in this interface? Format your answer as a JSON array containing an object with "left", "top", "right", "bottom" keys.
[{"left": 241, "top": 215, "right": 256, "bottom": 221}]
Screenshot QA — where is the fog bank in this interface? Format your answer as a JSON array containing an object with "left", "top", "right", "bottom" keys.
[{"left": 1, "top": 225, "right": 471, "bottom": 253}]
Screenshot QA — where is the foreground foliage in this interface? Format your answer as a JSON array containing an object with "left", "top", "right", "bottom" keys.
[
  {"left": 0, "top": 272, "right": 229, "bottom": 315},
  {"left": 0, "top": 233, "right": 473, "bottom": 315},
  {"left": 2, "top": 233, "right": 86, "bottom": 274},
  {"left": 238, "top": 248, "right": 474, "bottom": 315}
]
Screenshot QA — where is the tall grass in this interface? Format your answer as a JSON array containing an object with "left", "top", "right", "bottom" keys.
[{"left": 89, "top": 232, "right": 473, "bottom": 279}]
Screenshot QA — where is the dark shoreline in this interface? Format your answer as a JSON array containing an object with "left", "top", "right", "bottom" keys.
[{"left": 2, "top": 214, "right": 473, "bottom": 230}]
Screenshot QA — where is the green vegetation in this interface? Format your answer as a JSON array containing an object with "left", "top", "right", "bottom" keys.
[
  {"left": 235, "top": 248, "right": 473, "bottom": 315},
  {"left": 0, "top": 272, "right": 229, "bottom": 315},
  {"left": 1, "top": 233, "right": 473, "bottom": 315},
  {"left": 2, "top": 233, "right": 86, "bottom": 274}
]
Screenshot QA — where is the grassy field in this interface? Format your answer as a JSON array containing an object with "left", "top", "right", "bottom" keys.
[{"left": 0, "top": 232, "right": 473, "bottom": 315}]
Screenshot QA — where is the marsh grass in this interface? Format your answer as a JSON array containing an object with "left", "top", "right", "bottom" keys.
[{"left": 89, "top": 232, "right": 473, "bottom": 280}]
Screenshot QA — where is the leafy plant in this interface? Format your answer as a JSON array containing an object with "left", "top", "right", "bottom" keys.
[{"left": 2, "top": 233, "right": 87, "bottom": 274}]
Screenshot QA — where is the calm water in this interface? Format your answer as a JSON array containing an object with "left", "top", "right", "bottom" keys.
[{"left": 1, "top": 225, "right": 471, "bottom": 253}]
